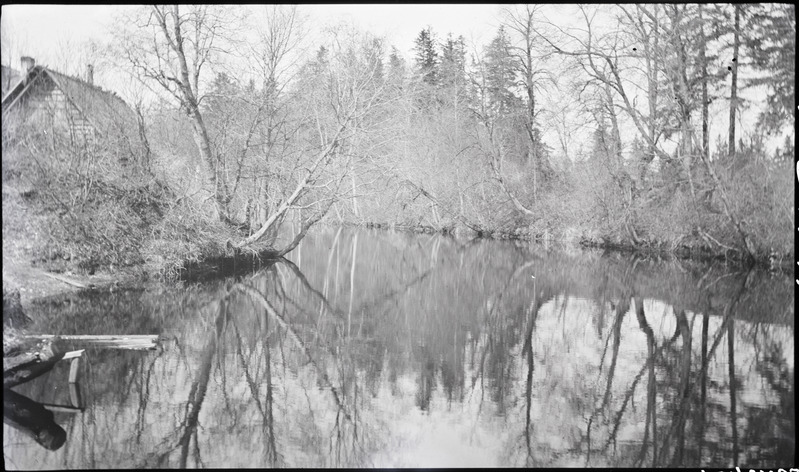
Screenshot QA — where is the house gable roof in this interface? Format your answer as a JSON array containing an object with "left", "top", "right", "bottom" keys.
[{"left": 2, "top": 65, "right": 141, "bottom": 152}]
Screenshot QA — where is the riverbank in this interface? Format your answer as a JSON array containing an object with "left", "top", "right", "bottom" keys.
[
  {"left": 3, "top": 216, "right": 789, "bottom": 318},
  {"left": 340, "top": 221, "right": 791, "bottom": 272},
  {"left": 2, "top": 255, "right": 140, "bottom": 317}
]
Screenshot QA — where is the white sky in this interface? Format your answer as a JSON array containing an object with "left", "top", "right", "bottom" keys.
[{"left": 0, "top": 4, "right": 502, "bottom": 64}]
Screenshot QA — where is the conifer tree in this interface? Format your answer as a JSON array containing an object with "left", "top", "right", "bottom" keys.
[{"left": 413, "top": 27, "right": 439, "bottom": 86}]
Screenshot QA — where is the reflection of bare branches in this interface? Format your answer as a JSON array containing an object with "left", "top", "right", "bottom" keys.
[
  {"left": 176, "top": 299, "right": 228, "bottom": 468},
  {"left": 701, "top": 272, "right": 748, "bottom": 374},
  {"left": 263, "top": 330, "right": 279, "bottom": 466},
  {"left": 234, "top": 283, "right": 353, "bottom": 422},
  {"left": 728, "top": 318, "right": 738, "bottom": 465},
  {"left": 601, "top": 297, "right": 630, "bottom": 408},
  {"left": 468, "top": 258, "right": 542, "bottom": 399},
  {"left": 231, "top": 321, "right": 267, "bottom": 419},
  {"left": 135, "top": 348, "right": 164, "bottom": 445},
  {"left": 635, "top": 296, "right": 656, "bottom": 467},
  {"left": 230, "top": 317, "right": 279, "bottom": 466},
  {"left": 696, "top": 313, "right": 709, "bottom": 461},
  {"left": 281, "top": 255, "right": 437, "bottom": 329},
  {"left": 192, "top": 431, "right": 204, "bottom": 468},
  {"left": 665, "top": 309, "right": 691, "bottom": 466},
  {"left": 521, "top": 294, "right": 543, "bottom": 466},
  {"left": 603, "top": 320, "right": 682, "bottom": 455},
  {"left": 280, "top": 257, "right": 344, "bottom": 320},
  {"left": 141, "top": 298, "right": 229, "bottom": 468},
  {"left": 585, "top": 296, "right": 629, "bottom": 462}
]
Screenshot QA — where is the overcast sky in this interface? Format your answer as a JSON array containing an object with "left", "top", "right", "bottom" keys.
[{"left": 0, "top": 4, "right": 503, "bottom": 65}]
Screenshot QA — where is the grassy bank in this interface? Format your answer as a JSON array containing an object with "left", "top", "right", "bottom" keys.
[{"left": 1, "top": 124, "right": 235, "bottom": 286}]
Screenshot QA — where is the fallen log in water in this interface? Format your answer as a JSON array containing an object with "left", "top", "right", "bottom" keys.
[
  {"left": 3, "top": 388, "right": 67, "bottom": 451},
  {"left": 4, "top": 335, "right": 159, "bottom": 388},
  {"left": 4, "top": 339, "right": 62, "bottom": 389}
]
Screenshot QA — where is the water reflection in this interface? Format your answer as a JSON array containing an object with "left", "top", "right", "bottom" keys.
[{"left": 3, "top": 227, "right": 794, "bottom": 468}]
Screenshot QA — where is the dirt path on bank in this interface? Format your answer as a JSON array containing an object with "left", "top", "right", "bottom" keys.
[{"left": 2, "top": 256, "right": 126, "bottom": 311}]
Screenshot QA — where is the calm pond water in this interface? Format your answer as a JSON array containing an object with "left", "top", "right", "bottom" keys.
[{"left": 3, "top": 227, "right": 794, "bottom": 468}]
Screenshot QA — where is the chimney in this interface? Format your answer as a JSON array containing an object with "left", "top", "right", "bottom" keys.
[
  {"left": 86, "top": 64, "right": 94, "bottom": 85},
  {"left": 20, "top": 56, "right": 35, "bottom": 73}
]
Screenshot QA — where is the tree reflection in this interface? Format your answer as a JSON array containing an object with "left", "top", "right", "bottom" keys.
[{"left": 4, "top": 228, "right": 793, "bottom": 468}]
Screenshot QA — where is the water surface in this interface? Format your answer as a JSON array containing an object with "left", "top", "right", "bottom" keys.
[{"left": 3, "top": 227, "right": 794, "bottom": 468}]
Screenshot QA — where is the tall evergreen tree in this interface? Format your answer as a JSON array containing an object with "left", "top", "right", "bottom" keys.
[
  {"left": 484, "top": 26, "right": 518, "bottom": 115},
  {"left": 744, "top": 3, "right": 795, "bottom": 136},
  {"left": 413, "top": 27, "right": 439, "bottom": 86},
  {"left": 440, "top": 34, "right": 467, "bottom": 90}
]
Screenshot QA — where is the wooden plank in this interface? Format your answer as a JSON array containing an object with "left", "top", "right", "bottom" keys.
[
  {"left": 62, "top": 349, "right": 84, "bottom": 360},
  {"left": 68, "top": 357, "right": 80, "bottom": 383},
  {"left": 24, "top": 335, "right": 158, "bottom": 342},
  {"left": 41, "top": 404, "right": 84, "bottom": 414},
  {"left": 22, "top": 334, "right": 159, "bottom": 351},
  {"left": 69, "top": 383, "right": 82, "bottom": 409},
  {"left": 77, "top": 343, "right": 156, "bottom": 350}
]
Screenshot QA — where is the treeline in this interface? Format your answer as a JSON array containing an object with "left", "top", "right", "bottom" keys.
[
  {"left": 125, "top": 4, "right": 792, "bottom": 266},
  {"left": 2, "top": 5, "right": 793, "bottom": 279}
]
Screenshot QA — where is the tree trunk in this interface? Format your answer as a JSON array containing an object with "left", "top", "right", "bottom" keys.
[
  {"left": 699, "top": 5, "right": 710, "bottom": 162},
  {"left": 189, "top": 104, "right": 226, "bottom": 220},
  {"left": 646, "top": 8, "right": 659, "bottom": 180},
  {"left": 232, "top": 122, "right": 347, "bottom": 249},
  {"left": 698, "top": 5, "right": 714, "bottom": 206},
  {"left": 728, "top": 5, "right": 740, "bottom": 158},
  {"left": 154, "top": 5, "right": 228, "bottom": 221}
]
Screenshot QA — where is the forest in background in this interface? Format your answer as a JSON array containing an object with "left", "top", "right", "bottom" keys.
[{"left": 1, "top": 4, "right": 794, "bottom": 279}]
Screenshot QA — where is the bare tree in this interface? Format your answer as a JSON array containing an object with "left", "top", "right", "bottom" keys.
[
  {"left": 230, "top": 27, "right": 390, "bottom": 253},
  {"left": 501, "top": 4, "right": 556, "bottom": 175},
  {"left": 543, "top": 5, "right": 756, "bottom": 258},
  {"left": 468, "top": 44, "right": 539, "bottom": 221},
  {"left": 617, "top": 4, "right": 663, "bottom": 182},
  {"left": 116, "top": 5, "right": 240, "bottom": 220},
  {"left": 211, "top": 5, "right": 308, "bottom": 232}
]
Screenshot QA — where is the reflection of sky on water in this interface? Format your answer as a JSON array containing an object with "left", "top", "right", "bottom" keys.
[{"left": 3, "top": 228, "right": 794, "bottom": 468}]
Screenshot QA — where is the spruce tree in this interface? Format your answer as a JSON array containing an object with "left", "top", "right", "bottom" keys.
[{"left": 413, "top": 27, "right": 439, "bottom": 86}]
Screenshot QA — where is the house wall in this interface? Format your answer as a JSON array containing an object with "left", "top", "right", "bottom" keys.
[{"left": 13, "top": 74, "right": 95, "bottom": 146}]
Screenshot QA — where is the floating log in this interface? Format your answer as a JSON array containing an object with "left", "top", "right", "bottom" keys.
[
  {"left": 4, "top": 341, "right": 62, "bottom": 389},
  {"left": 3, "top": 388, "right": 67, "bottom": 450},
  {"left": 3, "top": 347, "right": 82, "bottom": 389},
  {"left": 5, "top": 336, "right": 157, "bottom": 388}
]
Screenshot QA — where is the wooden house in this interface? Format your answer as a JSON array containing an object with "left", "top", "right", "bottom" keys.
[{"left": 1, "top": 57, "right": 143, "bottom": 158}]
